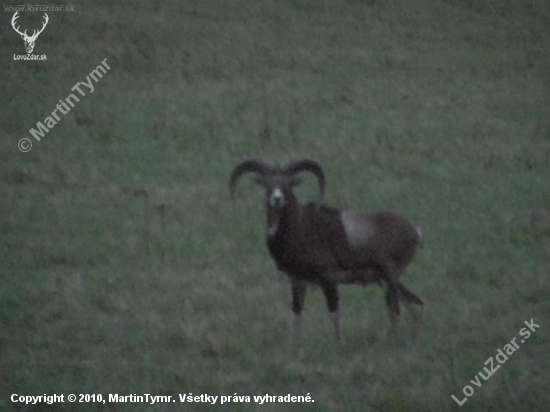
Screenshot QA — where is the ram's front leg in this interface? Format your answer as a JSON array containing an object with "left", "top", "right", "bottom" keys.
[
  {"left": 320, "top": 279, "right": 343, "bottom": 345},
  {"left": 290, "top": 278, "right": 307, "bottom": 346}
]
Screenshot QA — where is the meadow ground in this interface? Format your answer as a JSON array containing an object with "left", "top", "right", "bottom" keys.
[{"left": 1, "top": 0, "right": 550, "bottom": 411}]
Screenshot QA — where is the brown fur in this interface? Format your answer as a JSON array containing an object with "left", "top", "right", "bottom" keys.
[{"left": 230, "top": 158, "right": 424, "bottom": 344}]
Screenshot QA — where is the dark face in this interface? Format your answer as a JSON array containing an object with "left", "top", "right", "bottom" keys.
[{"left": 254, "top": 175, "right": 301, "bottom": 210}]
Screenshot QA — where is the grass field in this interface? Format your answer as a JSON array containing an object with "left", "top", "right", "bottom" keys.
[{"left": 2, "top": 0, "right": 550, "bottom": 410}]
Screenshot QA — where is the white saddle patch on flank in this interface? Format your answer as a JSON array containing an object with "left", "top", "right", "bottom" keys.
[{"left": 340, "top": 210, "right": 373, "bottom": 248}]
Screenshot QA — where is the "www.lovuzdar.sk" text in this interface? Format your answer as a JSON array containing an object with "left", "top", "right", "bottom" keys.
[{"left": 452, "top": 318, "right": 540, "bottom": 406}]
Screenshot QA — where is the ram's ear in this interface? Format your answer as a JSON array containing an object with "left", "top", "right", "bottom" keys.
[
  {"left": 289, "top": 176, "right": 302, "bottom": 187},
  {"left": 229, "top": 158, "right": 273, "bottom": 199},
  {"left": 284, "top": 158, "right": 325, "bottom": 201},
  {"left": 253, "top": 175, "right": 267, "bottom": 187}
]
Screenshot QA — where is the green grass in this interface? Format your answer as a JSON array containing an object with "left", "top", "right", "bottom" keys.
[{"left": 2, "top": 0, "right": 550, "bottom": 410}]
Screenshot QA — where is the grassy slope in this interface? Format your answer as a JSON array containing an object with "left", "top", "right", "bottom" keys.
[{"left": 1, "top": 0, "right": 549, "bottom": 410}]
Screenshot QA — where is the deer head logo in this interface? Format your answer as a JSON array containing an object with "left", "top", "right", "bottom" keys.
[{"left": 11, "top": 11, "right": 49, "bottom": 54}]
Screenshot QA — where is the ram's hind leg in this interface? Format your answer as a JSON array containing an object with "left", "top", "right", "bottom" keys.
[
  {"left": 397, "top": 282, "right": 424, "bottom": 321},
  {"left": 375, "top": 263, "right": 402, "bottom": 341},
  {"left": 397, "top": 281, "right": 424, "bottom": 339},
  {"left": 382, "top": 278, "right": 400, "bottom": 340}
]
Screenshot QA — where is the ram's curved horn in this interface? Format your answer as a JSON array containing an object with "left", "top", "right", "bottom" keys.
[
  {"left": 284, "top": 158, "right": 326, "bottom": 202},
  {"left": 229, "top": 158, "right": 274, "bottom": 198}
]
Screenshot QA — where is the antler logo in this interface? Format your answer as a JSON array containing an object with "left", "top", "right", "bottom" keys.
[{"left": 11, "top": 11, "right": 49, "bottom": 54}]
